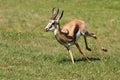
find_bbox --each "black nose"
[45,28,49,32]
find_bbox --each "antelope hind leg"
[86,32,107,52]
[83,35,92,51]
[75,42,90,62]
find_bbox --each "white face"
[45,20,56,32]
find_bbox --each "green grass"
[0,0,120,80]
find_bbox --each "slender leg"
[83,35,91,51]
[86,32,107,52]
[75,42,90,62]
[66,48,75,64]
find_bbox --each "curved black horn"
[51,8,55,16]
[51,8,59,20]
[57,10,64,21]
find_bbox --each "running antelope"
[45,8,107,64]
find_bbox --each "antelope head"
[45,8,64,32]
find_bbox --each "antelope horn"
[51,8,59,20]
[57,10,64,21]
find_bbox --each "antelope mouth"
[45,28,49,32]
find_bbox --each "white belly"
[64,30,81,48]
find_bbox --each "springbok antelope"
[45,8,107,64]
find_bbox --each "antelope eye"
[52,22,55,25]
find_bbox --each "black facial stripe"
[49,25,52,29]
[48,21,56,29]
[50,22,55,28]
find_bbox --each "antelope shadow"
[58,57,101,64]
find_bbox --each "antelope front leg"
[66,48,75,64]
[75,42,90,62]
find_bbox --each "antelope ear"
[57,10,64,22]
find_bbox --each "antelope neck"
[54,23,61,36]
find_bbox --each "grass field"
[0,0,120,80]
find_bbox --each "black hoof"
[102,48,107,52]
[87,47,92,51]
